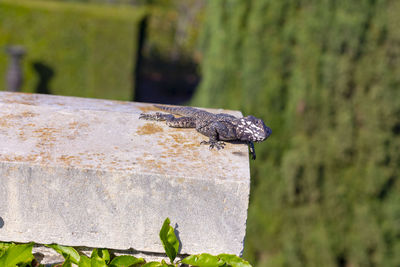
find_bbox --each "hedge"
[0,0,147,100]
[193,1,400,266]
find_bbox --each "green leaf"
[91,256,108,267]
[218,254,252,267]
[46,244,80,265]
[0,242,13,258]
[109,255,145,267]
[78,255,91,267]
[161,259,176,267]
[159,218,179,263]
[181,253,225,267]
[91,248,110,263]
[142,262,163,267]
[142,260,174,267]
[61,255,72,267]
[0,242,34,267]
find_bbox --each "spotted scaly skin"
[139,105,272,160]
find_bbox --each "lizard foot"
[248,141,256,160]
[139,112,165,121]
[200,140,226,150]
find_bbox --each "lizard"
[139,105,272,160]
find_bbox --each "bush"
[193,0,400,266]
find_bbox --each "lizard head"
[237,116,272,142]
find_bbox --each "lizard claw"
[139,112,163,121]
[139,113,151,120]
[200,140,225,150]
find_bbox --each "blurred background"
[1,0,399,266]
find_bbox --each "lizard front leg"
[248,141,256,160]
[198,122,226,150]
[200,138,226,150]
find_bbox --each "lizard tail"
[153,104,178,113]
[153,104,197,116]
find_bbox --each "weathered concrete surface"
[0,92,250,256]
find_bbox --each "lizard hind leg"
[139,112,196,128]
[165,116,196,128]
[139,112,175,122]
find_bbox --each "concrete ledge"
[0,92,250,256]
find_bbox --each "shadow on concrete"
[0,216,4,228]
[174,223,183,254]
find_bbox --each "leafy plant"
[0,218,251,266]
[149,218,251,267]
[159,218,179,264]
[0,242,34,267]
[44,245,144,267]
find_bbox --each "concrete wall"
[0,92,250,261]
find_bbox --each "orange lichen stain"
[20,111,38,118]
[16,123,37,141]
[58,155,82,166]
[2,92,38,106]
[0,112,38,129]
[111,100,131,106]
[68,121,89,129]
[36,151,52,163]
[142,152,151,157]
[138,105,159,113]
[33,127,59,149]
[171,143,180,149]
[137,123,163,135]
[66,134,77,140]
[136,157,165,173]
[169,133,198,147]
[155,131,205,163]
[0,114,18,127]
[33,127,58,139]
[18,129,28,141]
[169,133,185,143]
[82,164,94,169]
[0,154,39,163]
[183,143,197,149]
[68,121,79,128]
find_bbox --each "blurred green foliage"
[143,2,205,63]
[193,0,400,266]
[0,0,146,100]
[28,0,205,63]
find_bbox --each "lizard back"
[154,104,216,120]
